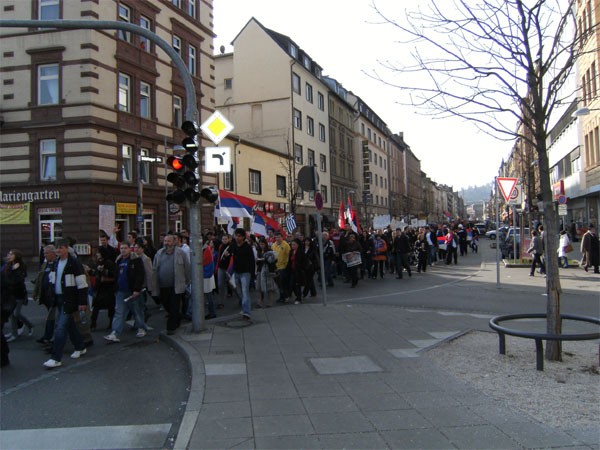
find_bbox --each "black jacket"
[115,257,145,293]
[232,241,255,274]
[49,255,88,314]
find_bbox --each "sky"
[212,0,510,191]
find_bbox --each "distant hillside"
[459,183,493,204]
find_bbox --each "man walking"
[231,229,255,320]
[151,234,190,335]
[272,231,291,303]
[43,239,88,369]
[104,242,147,343]
[393,228,413,279]
[33,244,58,345]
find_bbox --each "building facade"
[0,0,215,259]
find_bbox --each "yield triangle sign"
[497,177,518,203]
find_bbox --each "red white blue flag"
[218,190,256,218]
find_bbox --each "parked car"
[501,227,530,259]
[474,223,487,235]
[486,226,508,240]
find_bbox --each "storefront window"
[39,213,63,247]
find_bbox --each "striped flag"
[285,214,297,233]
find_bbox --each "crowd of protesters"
[3,219,597,369]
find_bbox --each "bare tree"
[370,0,584,361]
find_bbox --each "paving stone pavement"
[166,303,599,450]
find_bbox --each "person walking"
[90,248,116,331]
[394,228,413,279]
[231,229,255,320]
[415,230,429,273]
[527,230,546,276]
[151,234,190,335]
[216,234,234,309]
[104,242,147,343]
[445,228,458,265]
[557,230,571,269]
[286,238,308,304]
[372,234,388,279]
[33,245,59,344]
[272,231,291,303]
[202,240,217,320]
[302,238,318,299]
[580,223,599,273]
[344,233,362,288]
[3,249,32,342]
[43,239,88,369]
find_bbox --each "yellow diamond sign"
[200,111,234,145]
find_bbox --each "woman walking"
[3,250,32,342]
[557,230,571,269]
[302,238,318,299]
[90,248,116,330]
[527,230,546,276]
[287,239,308,304]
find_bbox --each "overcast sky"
[212,0,510,191]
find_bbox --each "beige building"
[214,18,332,232]
[0,0,215,257]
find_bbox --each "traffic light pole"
[0,19,205,332]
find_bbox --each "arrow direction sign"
[205,146,231,173]
[497,177,518,203]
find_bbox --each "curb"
[160,330,207,450]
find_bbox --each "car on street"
[486,226,508,240]
[501,227,530,259]
[474,223,487,235]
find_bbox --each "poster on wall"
[99,205,115,238]
[0,203,31,225]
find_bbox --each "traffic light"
[200,186,219,203]
[166,156,186,204]
[181,120,200,203]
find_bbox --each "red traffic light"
[166,156,184,172]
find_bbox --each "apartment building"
[0,0,215,258]
[214,18,332,232]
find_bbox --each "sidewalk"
[164,247,599,449]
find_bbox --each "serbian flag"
[218,189,256,218]
[338,200,345,228]
[346,196,358,233]
[252,209,286,238]
[227,217,240,235]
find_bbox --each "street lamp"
[572,107,591,117]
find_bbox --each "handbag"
[564,243,573,253]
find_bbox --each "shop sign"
[0,189,60,203]
[0,202,31,225]
[116,202,137,214]
[38,207,62,214]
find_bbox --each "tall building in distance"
[0,0,215,257]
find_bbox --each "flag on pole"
[285,213,297,233]
[346,196,358,233]
[226,217,240,235]
[338,200,345,228]
[252,209,286,237]
[218,189,256,218]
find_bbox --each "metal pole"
[137,152,144,232]
[0,19,204,332]
[495,177,500,288]
[164,137,169,234]
[316,212,327,306]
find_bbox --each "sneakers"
[28,326,34,337]
[70,349,87,359]
[136,329,146,338]
[5,334,16,343]
[43,359,62,369]
[17,326,25,337]
[103,332,120,343]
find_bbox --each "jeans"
[217,268,230,306]
[234,272,251,315]
[428,246,437,265]
[276,268,289,300]
[51,301,84,361]
[112,290,146,336]
[10,299,33,334]
[323,259,334,286]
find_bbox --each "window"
[289,43,298,58]
[140,82,151,119]
[375,175,378,187]
[276,175,286,197]
[294,143,303,164]
[139,16,151,52]
[40,139,56,180]
[39,213,63,247]
[319,123,326,142]
[188,0,196,17]
[292,72,301,94]
[308,149,315,166]
[172,0,181,7]
[307,116,314,136]
[223,165,234,190]
[303,55,311,70]
[309,191,315,201]
[118,4,131,42]
[140,148,150,183]
[118,73,131,112]
[122,144,132,182]
[348,163,353,180]
[305,83,313,103]
[384,159,387,170]
[318,92,324,111]
[293,108,302,129]
[224,78,233,89]
[39,0,59,20]
[188,44,197,75]
[173,95,182,127]
[320,154,326,172]
[296,187,304,200]
[249,169,261,194]
[321,185,328,203]
[173,35,181,54]
[38,63,59,105]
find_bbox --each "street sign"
[168,203,180,214]
[314,192,323,211]
[205,146,231,173]
[298,166,319,191]
[200,110,234,145]
[557,194,567,205]
[497,177,518,203]
[508,183,523,205]
[558,204,567,216]
[141,156,163,163]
